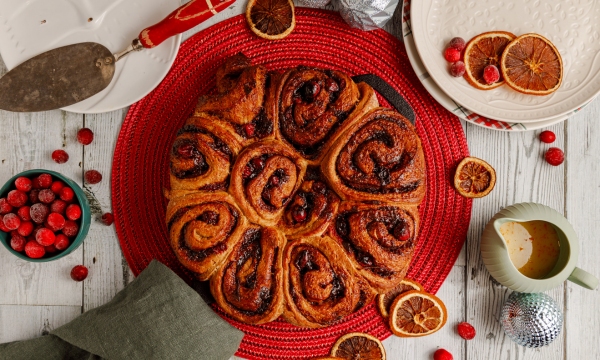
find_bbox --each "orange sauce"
[499,220,561,279]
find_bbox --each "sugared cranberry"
[292,206,307,223]
[325,78,339,92]
[50,181,65,194]
[70,265,88,281]
[3,213,21,230]
[394,224,411,241]
[303,80,321,99]
[37,174,52,188]
[0,198,13,214]
[35,228,55,246]
[434,349,453,360]
[50,200,67,214]
[59,187,75,202]
[101,213,114,226]
[38,189,56,204]
[51,149,69,164]
[17,206,31,221]
[29,189,40,204]
[242,166,252,178]
[17,221,34,237]
[15,177,32,192]
[46,213,66,232]
[84,170,102,184]
[312,181,327,194]
[270,175,280,186]
[244,123,255,138]
[457,322,476,340]
[251,158,265,170]
[25,240,45,258]
[62,220,79,237]
[545,147,564,166]
[54,234,70,250]
[450,61,466,77]
[44,244,58,254]
[31,177,42,189]
[65,204,81,220]
[540,130,556,144]
[77,128,94,145]
[7,190,28,207]
[449,37,466,51]
[30,203,50,224]
[32,225,44,238]
[177,143,195,158]
[11,234,27,252]
[483,65,500,84]
[0,215,11,232]
[200,211,218,225]
[444,48,461,62]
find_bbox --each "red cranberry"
[242,166,252,178]
[25,240,45,258]
[50,181,65,194]
[251,158,265,170]
[37,174,52,188]
[394,224,411,241]
[325,78,339,92]
[50,200,67,214]
[51,149,69,164]
[0,198,13,214]
[11,234,27,252]
[59,187,75,202]
[77,128,94,145]
[101,213,114,226]
[450,61,466,77]
[292,206,307,223]
[65,204,81,220]
[545,147,564,166]
[483,65,500,84]
[84,170,102,184]
[32,224,44,238]
[38,189,56,204]
[539,130,556,144]
[312,181,327,194]
[45,244,58,254]
[457,322,476,340]
[3,213,21,230]
[62,220,79,238]
[304,80,321,99]
[244,123,255,138]
[17,221,34,237]
[17,206,31,221]
[29,189,40,204]
[70,265,88,281]
[177,143,195,158]
[30,203,50,224]
[7,190,28,207]
[15,177,33,192]
[31,177,42,189]
[54,234,70,250]
[35,228,55,246]
[270,175,280,186]
[434,349,453,360]
[444,47,461,62]
[449,37,466,51]
[46,213,66,232]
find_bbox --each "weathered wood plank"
[0,305,81,343]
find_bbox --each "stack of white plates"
[402,0,600,132]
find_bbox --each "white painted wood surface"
[0,1,599,359]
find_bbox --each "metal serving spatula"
[0,0,236,113]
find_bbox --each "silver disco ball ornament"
[501,292,563,348]
[339,0,398,31]
[296,0,331,7]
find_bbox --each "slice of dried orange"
[377,279,424,318]
[330,332,386,360]
[463,31,516,90]
[388,290,447,337]
[500,33,563,95]
[246,0,295,40]
[454,157,496,198]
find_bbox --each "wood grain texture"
[0,305,81,343]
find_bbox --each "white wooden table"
[1,2,599,359]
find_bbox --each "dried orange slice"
[454,157,496,198]
[500,33,563,95]
[246,0,295,40]
[330,332,386,360]
[388,290,447,337]
[463,31,516,90]
[377,279,424,318]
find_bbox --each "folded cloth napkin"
[0,260,244,360]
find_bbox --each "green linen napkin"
[0,260,244,360]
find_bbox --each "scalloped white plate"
[0,0,181,113]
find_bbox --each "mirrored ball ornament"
[501,292,563,348]
[296,0,331,7]
[339,0,398,31]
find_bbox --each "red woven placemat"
[112,9,471,360]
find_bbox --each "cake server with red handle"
[0,0,236,113]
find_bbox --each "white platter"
[0,0,181,114]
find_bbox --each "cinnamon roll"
[210,226,285,324]
[273,66,378,165]
[321,108,426,205]
[282,236,376,328]
[166,192,248,281]
[329,202,419,293]
[229,140,307,227]
[278,167,340,240]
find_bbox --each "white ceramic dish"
[0,0,181,114]
[410,0,600,123]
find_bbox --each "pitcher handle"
[568,267,599,290]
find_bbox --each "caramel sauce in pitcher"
[499,220,561,279]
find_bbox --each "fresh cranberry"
[44,244,58,254]
[176,143,195,158]
[101,213,114,226]
[62,220,79,238]
[17,206,31,221]
[242,166,252,178]
[50,181,65,194]
[46,213,66,232]
[50,200,67,214]
[3,213,21,230]
[54,234,70,250]
[38,189,56,204]
[77,128,94,145]
[394,225,411,241]
[292,206,307,223]
[37,174,52,188]
[31,177,42,189]
[270,175,280,186]
[32,225,44,238]
[17,221,34,237]
[30,203,50,224]
[70,265,88,281]
[434,349,453,360]
[251,158,265,170]
[0,215,12,232]
[450,61,466,77]
[65,204,81,220]
[11,234,27,252]
[59,187,74,202]
[51,149,69,164]
[444,48,461,62]
[35,228,55,246]
[244,123,255,138]
[539,130,556,144]
[449,37,466,51]
[304,80,321,99]
[483,65,500,84]
[325,78,339,92]
[312,181,327,194]
[7,190,28,207]
[25,240,45,258]
[15,177,33,192]
[545,147,564,166]
[29,189,40,204]
[457,322,476,340]
[0,198,13,214]
[84,170,102,184]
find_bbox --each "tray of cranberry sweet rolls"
[111,9,472,360]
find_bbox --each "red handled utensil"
[0,0,236,112]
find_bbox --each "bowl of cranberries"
[0,170,91,262]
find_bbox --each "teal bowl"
[0,169,91,262]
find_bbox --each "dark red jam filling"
[234,108,273,140]
[294,249,345,302]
